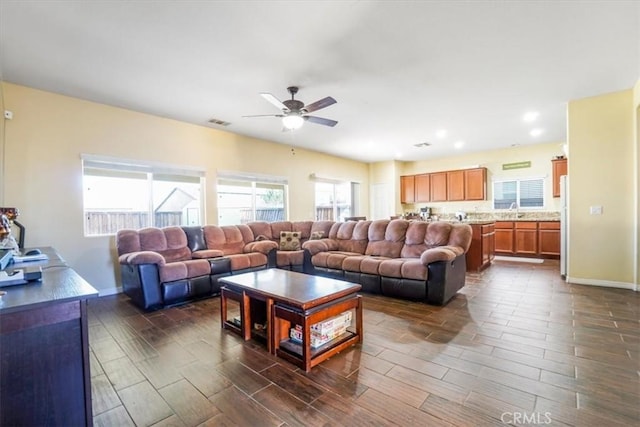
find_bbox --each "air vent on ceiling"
[208,118,231,126]
[414,142,432,148]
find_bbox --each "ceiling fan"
[244,86,337,130]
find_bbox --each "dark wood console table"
[0,247,99,426]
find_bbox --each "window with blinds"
[82,155,205,236]
[216,172,288,225]
[493,178,544,209]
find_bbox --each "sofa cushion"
[310,231,324,240]
[276,250,305,267]
[227,253,268,271]
[365,219,406,258]
[182,226,206,252]
[311,251,363,270]
[158,259,210,283]
[280,231,301,251]
[379,258,428,281]
[203,225,247,255]
[116,229,141,255]
[247,221,274,240]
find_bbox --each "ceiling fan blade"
[304,115,338,127]
[242,114,284,118]
[303,96,336,113]
[260,93,288,111]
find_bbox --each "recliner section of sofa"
[302,219,472,305]
[117,224,278,310]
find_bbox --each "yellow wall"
[634,78,640,287]
[567,89,635,288]
[1,83,369,293]
[400,142,565,215]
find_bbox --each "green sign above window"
[502,161,531,170]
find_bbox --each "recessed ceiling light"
[436,129,447,138]
[523,112,539,122]
[530,128,544,137]
[395,152,403,158]
[454,140,465,149]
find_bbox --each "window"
[217,172,287,225]
[314,181,359,221]
[82,156,204,236]
[493,178,544,209]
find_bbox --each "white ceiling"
[1,1,638,162]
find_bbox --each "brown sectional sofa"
[116,219,472,310]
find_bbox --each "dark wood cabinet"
[0,248,98,427]
[400,175,415,203]
[515,222,538,255]
[430,172,448,201]
[552,158,567,198]
[466,222,495,272]
[495,221,515,254]
[464,168,486,200]
[538,221,561,256]
[447,170,465,201]
[415,173,431,202]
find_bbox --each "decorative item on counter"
[455,211,467,221]
[0,213,20,255]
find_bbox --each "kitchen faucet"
[508,202,520,218]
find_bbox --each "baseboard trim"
[494,256,544,264]
[98,286,123,297]
[567,276,637,292]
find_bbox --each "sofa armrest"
[420,247,458,265]
[123,251,166,266]
[244,240,279,255]
[192,249,224,259]
[302,239,330,255]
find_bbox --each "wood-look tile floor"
[88,260,640,426]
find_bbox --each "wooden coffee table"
[219,269,362,371]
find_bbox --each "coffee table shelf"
[219,269,363,371]
[278,330,358,358]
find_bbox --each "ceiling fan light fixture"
[282,114,304,130]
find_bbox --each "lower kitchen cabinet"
[466,222,495,272]
[495,221,515,255]
[515,222,538,255]
[538,221,561,256]
[494,220,560,259]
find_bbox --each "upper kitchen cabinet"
[430,172,448,202]
[552,158,567,198]
[464,167,487,200]
[400,175,415,203]
[447,170,465,201]
[415,173,431,202]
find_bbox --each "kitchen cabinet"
[466,222,495,272]
[415,173,431,202]
[538,221,561,256]
[494,221,559,258]
[400,175,415,204]
[552,158,567,198]
[464,168,486,200]
[515,222,538,255]
[495,221,515,254]
[430,172,448,201]
[447,170,465,201]
[400,167,487,204]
